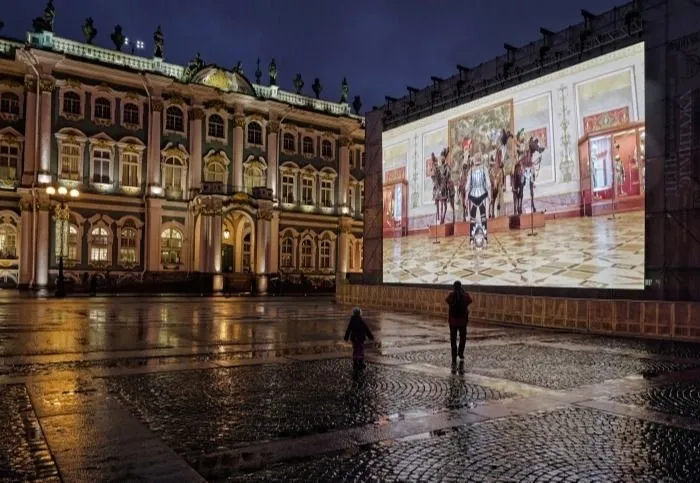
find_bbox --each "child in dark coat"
[344,308,374,369]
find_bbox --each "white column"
[269,210,280,273]
[37,79,54,184]
[211,213,223,292]
[338,136,351,208]
[336,217,352,286]
[19,195,34,286]
[189,106,204,193]
[34,195,50,287]
[22,79,38,186]
[266,121,279,197]
[233,114,245,189]
[148,100,163,189]
[198,214,208,272]
[255,203,272,293]
[146,198,163,271]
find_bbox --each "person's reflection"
[446,372,464,409]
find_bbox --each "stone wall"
[337,283,700,342]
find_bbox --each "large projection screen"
[381,42,645,290]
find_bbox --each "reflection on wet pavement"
[0,296,699,482]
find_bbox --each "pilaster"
[338,136,351,210]
[148,99,164,190]
[233,114,245,189]
[37,78,54,184]
[189,106,204,193]
[266,121,280,197]
[34,194,51,287]
[22,77,38,186]
[336,216,353,286]
[18,194,34,286]
[255,200,274,293]
[146,197,164,271]
[269,210,280,273]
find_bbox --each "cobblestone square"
[0,296,699,482]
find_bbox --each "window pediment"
[204,149,231,167]
[0,127,24,146]
[161,143,189,163]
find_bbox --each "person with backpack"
[445,281,472,368]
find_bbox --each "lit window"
[0,224,17,258]
[0,143,19,181]
[60,143,81,180]
[301,177,314,205]
[160,228,183,265]
[55,223,78,261]
[283,133,295,151]
[281,174,295,203]
[244,165,265,193]
[321,140,332,158]
[347,187,355,213]
[242,233,251,271]
[121,152,139,187]
[0,93,19,115]
[281,237,294,268]
[247,122,262,145]
[206,162,227,184]
[63,92,81,115]
[300,239,313,269]
[208,114,225,139]
[320,180,333,207]
[123,103,139,125]
[165,106,184,132]
[302,136,314,155]
[163,157,183,193]
[90,226,110,262]
[92,149,111,184]
[319,240,332,269]
[119,226,138,264]
[94,97,111,121]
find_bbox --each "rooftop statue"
[293,73,304,94]
[352,95,362,115]
[153,25,164,58]
[82,17,97,44]
[32,0,55,33]
[254,58,262,84]
[233,61,244,75]
[312,78,323,99]
[340,77,349,103]
[268,58,278,86]
[182,52,205,83]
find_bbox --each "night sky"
[3,0,624,112]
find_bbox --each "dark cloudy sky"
[4,0,623,112]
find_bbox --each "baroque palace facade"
[0,11,365,292]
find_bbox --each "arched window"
[94,97,111,121]
[205,162,226,184]
[321,140,333,158]
[244,164,265,193]
[319,240,332,269]
[242,233,252,271]
[302,136,314,155]
[90,226,110,262]
[300,239,313,269]
[55,222,79,261]
[160,227,183,265]
[163,157,184,193]
[62,92,81,116]
[208,114,225,139]
[92,148,111,184]
[0,93,19,115]
[247,122,262,145]
[123,103,139,125]
[165,106,184,132]
[59,141,81,180]
[282,133,295,151]
[320,179,333,207]
[0,142,20,181]
[281,237,294,268]
[119,226,138,264]
[0,224,17,258]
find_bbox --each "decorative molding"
[267,121,280,134]
[151,99,164,112]
[233,115,246,128]
[39,78,55,92]
[258,206,274,221]
[24,77,37,91]
[190,106,205,120]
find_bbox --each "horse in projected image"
[512,133,545,215]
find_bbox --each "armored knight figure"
[464,144,491,245]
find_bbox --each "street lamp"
[46,185,79,297]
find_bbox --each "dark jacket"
[344,315,374,344]
[446,290,472,326]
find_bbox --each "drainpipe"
[20,47,41,289]
[139,74,152,280]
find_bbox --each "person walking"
[344,307,374,370]
[445,281,472,369]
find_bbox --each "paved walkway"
[1,297,699,482]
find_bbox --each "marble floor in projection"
[383,210,644,289]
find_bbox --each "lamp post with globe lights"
[45,185,79,297]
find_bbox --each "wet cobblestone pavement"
[0,384,59,481]
[0,296,699,481]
